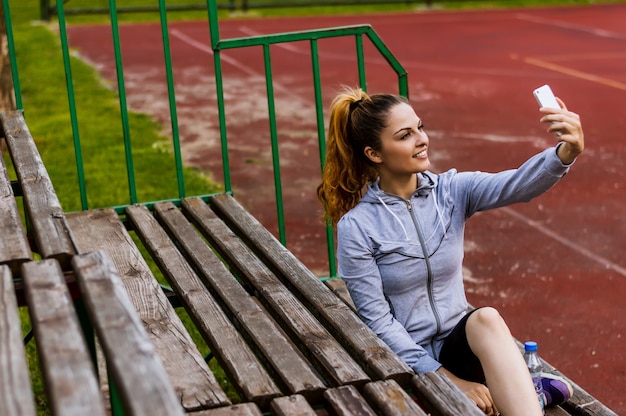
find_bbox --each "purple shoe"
[541,373,573,407]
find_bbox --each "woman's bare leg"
[466,307,543,416]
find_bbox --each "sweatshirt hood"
[362,171,439,204]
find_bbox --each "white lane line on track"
[501,206,626,277]
[170,28,256,77]
[515,13,626,40]
[170,28,291,93]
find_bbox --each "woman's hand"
[540,97,584,164]
[438,367,498,415]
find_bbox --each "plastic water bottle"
[524,341,546,414]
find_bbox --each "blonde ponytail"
[317,87,406,225]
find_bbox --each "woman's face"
[366,102,430,177]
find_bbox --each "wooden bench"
[65,197,451,415]
[0,109,618,415]
[0,113,32,274]
[0,110,76,272]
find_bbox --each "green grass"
[6,2,226,413]
[11,24,221,212]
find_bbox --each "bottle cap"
[524,341,538,352]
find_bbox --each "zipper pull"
[406,200,412,211]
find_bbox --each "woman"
[317,87,583,415]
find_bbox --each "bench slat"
[547,407,577,416]
[72,251,185,416]
[0,151,31,272]
[154,201,327,399]
[208,194,413,384]
[190,403,263,416]
[126,204,282,407]
[183,197,370,389]
[363,379,428,416]
[0,265,36,416]
[1,111,75,268]
[22,259,106,416]
[324,385,378,416]
[66,208,230,411]
[270,395,317,416]
[411,372,483,416]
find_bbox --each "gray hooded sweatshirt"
[337,146,571,374]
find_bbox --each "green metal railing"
[4,0,408,278]
[207,16,409,275]
[39,0,424,20]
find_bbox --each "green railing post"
[262,44,287,245]
[2,0,21,110]
[56,0,89,210]
[207,0,234,194]
[108,0,138,205]
[158,0,186,199]
[355,34,367,91]
[311,39,337,277]
[365,30,409,98]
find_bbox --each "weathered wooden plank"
[190,403,263,416]
[22,259,106,416]
[270,395,317,416]
[126,204,282,407]
[183,197,370,389]
[0,265,36,416]
[547,406,577,416]
[324,385,378,416]
[411,372,483,416]
[324,278,355,311]
[66,208,229,411]
[0,150,31,272]
[72,251,185,416]
[208,194,413,384]
[1,111,75,268]
[155,201,327,399]
[363,379,428,416]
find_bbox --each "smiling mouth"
[413,150,427,158]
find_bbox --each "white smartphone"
[533,84,560,109]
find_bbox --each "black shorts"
[438,308,486,383]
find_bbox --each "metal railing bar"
[215,24,372,49]
[108,0,138,205]
[355,33,367,91]
[158,0,186,199]
[2,0,21,110]
[56,1,89,210]
[263,44,287,245]
[206,0,223,47]
[364,30,409,97]
[80,191,228,217]
[206,0,233,193]
[310,38,337,278]
[212,50,233,194]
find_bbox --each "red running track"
[66,3,626,412]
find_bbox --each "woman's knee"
[467,307,511,338]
